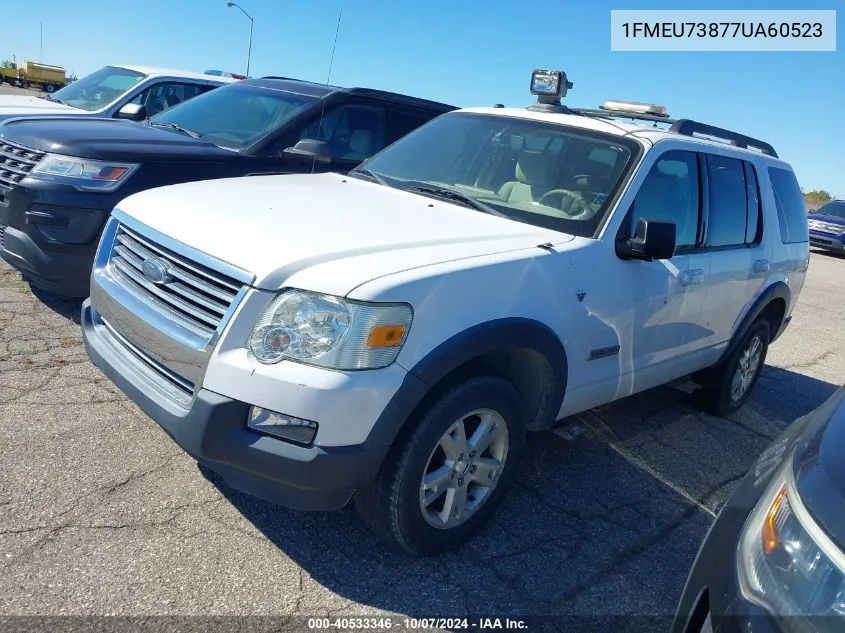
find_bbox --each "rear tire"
[45,84,56,93]
[697,319,770,416]
[354,375,526,556]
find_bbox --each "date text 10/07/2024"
[307,617,529,630]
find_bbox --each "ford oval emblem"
[141,257,171,284]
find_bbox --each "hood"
[115,171,572,296]
[794,385,845,551]
[808,212,845,229]
[0,117,235,161]
[0,94,85,122]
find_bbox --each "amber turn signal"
[367,325,407,348]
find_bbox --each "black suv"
[0,77,455,297]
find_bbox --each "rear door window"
[704,155,748,248]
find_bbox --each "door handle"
[681,269,704,286]
[753,259,771,273]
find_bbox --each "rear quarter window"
[768,166,809,244]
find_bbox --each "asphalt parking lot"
[0,84,42,97]
[0,83,843,627]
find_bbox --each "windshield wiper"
[149,121,202,139]
[402,185,509,219]
[348,168,390,187]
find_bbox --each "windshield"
[50,66,146,111]
[149,84,318,150]
[815,201,845,219]
[354,112,639,237]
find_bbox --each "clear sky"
[4,0,842,196]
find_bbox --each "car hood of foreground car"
[114,171,574,297]
[793,384,845,552]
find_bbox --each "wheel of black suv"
[354,375,526,556]
[698,319,770,416]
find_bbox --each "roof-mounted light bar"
[601,100,669,117]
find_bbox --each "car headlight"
[29,154,138,191]
[247,289,413,370]
[738,450,845,625]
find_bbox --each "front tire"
[698,319,770,416]
[354,375,526,556]
[45,84,56,93]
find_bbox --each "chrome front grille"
[808,219,845,235]
[0,222,6,250]
[0,139,45,193]
[101,316,194,407]
[90,214,254,404]
[108,223,242,342]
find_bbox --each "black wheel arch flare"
[362,317,569,452]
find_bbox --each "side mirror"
[282,139,331,164]
[117,103,147,121]
[617,218,676,261]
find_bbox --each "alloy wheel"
[419,408,509,529]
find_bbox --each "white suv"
[0,65,235,123]
[81,70,810,556]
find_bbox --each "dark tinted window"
[706,155,748,247]
[768,166,809,244]
[630,150,700,249]
[388,109,439,145]
[743,162,763,243]
[815,200,845,219]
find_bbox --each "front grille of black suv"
[0,140,45,193]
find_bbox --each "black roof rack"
[568,107,778,158]
[668,120,778,158]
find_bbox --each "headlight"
[29,154,138,191]
[247,289,413,370]
[738,451,845,625]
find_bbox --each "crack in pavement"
[783,348,838,371]
[580,412,718,518]
[547,503,703,607]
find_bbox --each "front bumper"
[81,299,390,511]
[0,180,119,297]
[809,231,845,253]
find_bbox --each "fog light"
[248,406,318,445]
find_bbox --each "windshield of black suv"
[351,112,640,237]
[149,83,318,150]
[815,200,845,219]
[49,66,146,111]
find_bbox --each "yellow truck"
[0,59,18,85]
[18,60,67,93]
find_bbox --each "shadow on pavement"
[29,285,83,324]
[200,367,838,623]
